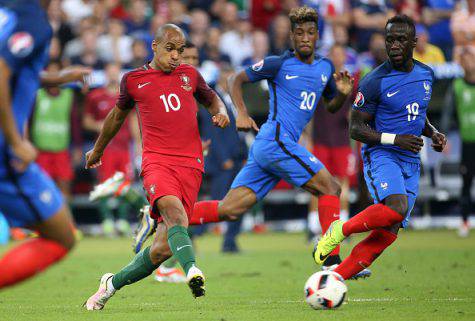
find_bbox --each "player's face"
[385,23,416,68]
[182,47,199,67]
[152,31,185,73]
[291,22,318,59]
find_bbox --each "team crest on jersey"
[353,91,365,108]
[251,60,264,71]
[180,74,192,91]
[8,32,34,58]
[321,74,328,84]
[423,81,431,101]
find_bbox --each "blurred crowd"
[29,0,474,234]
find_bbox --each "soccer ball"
[304,271,347,310]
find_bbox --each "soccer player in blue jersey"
[0,0,90,289]
[313,15,447,280]
[192,7,370,276]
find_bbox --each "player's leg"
[191,155,279,224]
[332,162,420,279]
[84,222,170,310]
[314,154,408,265]
[459,147,473,237]
[0,165,75,289]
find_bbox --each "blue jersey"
[0,0,52,177]
[245,50,337,143]
[353,60,435,163]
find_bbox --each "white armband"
[381,133,396,145]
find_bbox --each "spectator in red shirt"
[83,63,140,236]
[250,0,282,31]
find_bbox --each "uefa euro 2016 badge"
[181,74,192,91]
[353,91,365,108]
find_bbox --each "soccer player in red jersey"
[84,24,229,309]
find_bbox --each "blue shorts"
[231,138,324,200]
[0,162,63,227]
[363,150,420,228]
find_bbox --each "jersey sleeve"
[322,60,337,100]
[116,73,135,110]
[352,74,380,115]
[194,70,217,106]
[244,55,282,82]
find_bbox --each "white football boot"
[186,266,206,298]
[84,273,116,310]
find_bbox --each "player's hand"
[10,139,37,172]
[431,131,447,152]
[334,71,354,96]
[394,134,424,153]
[85,149,103,169]
[236,114,259,132]
[212,113,230,128]
[62,65,92,93]
[222,159,234,170]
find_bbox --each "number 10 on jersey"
[160,94,181,112]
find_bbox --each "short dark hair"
[185,41,196,49]
[386,14,416,38]
[289,6,318,31]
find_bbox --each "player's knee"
[385,198,408,218]
[59,233,76,251]
[320,179,341,197]
[161,206,188,227]
[218,201,246,219]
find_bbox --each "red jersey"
[116,63,216,173]
[85,87,132,151]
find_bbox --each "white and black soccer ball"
[304,271,347,310]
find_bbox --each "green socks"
[167,225,196,275]
[162,256,178,269]
[111,246,159,290]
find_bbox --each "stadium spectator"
[68,30,105,70]
[125,39,149,69]
[31,61,78,199]
[83,63,140,236]
[200,27,232,64]
[451,0,475,62]
[357,32,387,78]
[269,14,291,55]
[124,0,151,36]
[394,0,422,23]
[242,30,270,67]
[422,0,455,61]
[352,0,395,52]
[321,24,358,73]
[47,0,75,51]
[219,13,253,67]
[413,24,446,65]
[61,0,96,27]
[97,19,134,64]
[308,44,356,238]
[218,1,240,31]
[453,48,475,238]
[167,0,191,30]
[250,0,282,31]
[189,9,211,49]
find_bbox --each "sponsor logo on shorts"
[40,190,52,204]
[309,156,318,163]
[380,182,388,190]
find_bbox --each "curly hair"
[386,14,416,38]
[288,6,318,31]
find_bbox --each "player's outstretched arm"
[324,71,354,113]
[85,106,131,169]
[228,70,259,132]
[422,117,447,152]
[41,65,92,89]
[0,59,37,171]
[350,109,424,153]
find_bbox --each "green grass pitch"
[1,230,474,321]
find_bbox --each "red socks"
[334,229,397,280]
[342,204,404,236]
[0,238,68,289]
[318,195,341,256]
[190,200,220,225]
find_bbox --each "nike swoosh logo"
[176,245,192,251]
[138,82,151,89]
[319,252,330,262]
[386,90,399,97]
[285,75,298,80]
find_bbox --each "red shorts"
[98,149,132,182]
[313,144,356,179]
[36,150,74,181]
[142,164,202,221]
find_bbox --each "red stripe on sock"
[342,204,404,236]
[318,195,341,255]
[334,229,397,280]
[190,200,220,225]
[0,238,68,289]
